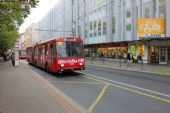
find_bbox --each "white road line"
[79,72,170,98]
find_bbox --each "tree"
[0,0,39,51]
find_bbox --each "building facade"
[21,23,39,49]
[38,0,170,64]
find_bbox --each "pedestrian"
[127,52,130,61]
[139,49,143,61]
[100,53,104,61]
[11,53,15,66]
[123,51,127,63]
[130,52,134,63]
[127,52,132,66]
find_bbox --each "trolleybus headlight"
[79,63,83,65]
[61,64,64,67]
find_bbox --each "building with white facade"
[39,0,170,64]
[30,23,39,45]
[21,23,39,49]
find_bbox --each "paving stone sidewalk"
[0,61,73,113]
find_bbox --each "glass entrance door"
[160,46,167,64]
[168,47,170,64]
[149,46,159,64]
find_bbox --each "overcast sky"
[19,0,59,33]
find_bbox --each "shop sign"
[138,18,166,38]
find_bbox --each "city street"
[24,60,170,113]
[1,0,170,113]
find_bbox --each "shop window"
[160,46,166,62]
[150,46,159,64]
[85,49,90,57]
[98,48,106,57]
[130,45,136,56]
[106,48,115,58]
[138,44,144,56]
[90,48,97,58]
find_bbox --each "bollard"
[91,57,92,64]
[102,57,105,65]
[119,58,121,67]
[141,59,143,70]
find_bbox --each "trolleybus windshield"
[57,42,84,58]
[19,50,27,56]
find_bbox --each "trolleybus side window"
[45,44,48,55]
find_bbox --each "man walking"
[11,53,15,66]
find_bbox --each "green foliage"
[0,0,39,51]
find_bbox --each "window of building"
[90,22,93,37]
[98,19,102,36]
[103,18,106,35]
[90,22,93,31]
[85,23,88,38]
[112,16,115,33]
[94,21,97,37]
[126,10,131,31]
[144,3,150,18]
[159,0,166,18]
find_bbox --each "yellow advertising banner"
[138,18,166,38]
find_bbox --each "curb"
[87,63,170,77]
[28,66,89,113]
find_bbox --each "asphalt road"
[25,61,170,113]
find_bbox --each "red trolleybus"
[19,50,27,59]
[26,47,34,65]
[28,37,85,73]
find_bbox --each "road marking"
[80,73,170,103]
[46,76,56,81]
[79,72,170,98]
[28,68,87,113]
[49,81,105,85]
[88,84,109,113]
